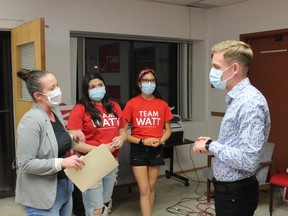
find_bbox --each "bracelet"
[69,133,79,147]
[69,133,74,141]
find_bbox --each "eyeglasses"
[141,79,156,84]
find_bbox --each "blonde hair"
[211,40,253,68]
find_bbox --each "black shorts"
[130,143,165,166]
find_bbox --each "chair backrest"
[256,142,275,184]
[58,105,75,126]
[58,104,76,156]
[203,142,275,183]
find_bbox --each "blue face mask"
[89,87,106,101]
[209,65,234,90]
[141,82,156,95]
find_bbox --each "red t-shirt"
[66,100,124,157]
[123,95,173,139]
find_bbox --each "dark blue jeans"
[214,179,259,216]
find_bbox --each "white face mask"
[41,87,62,107]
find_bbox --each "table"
[163,139,194,186]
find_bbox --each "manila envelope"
[64,144,119,192]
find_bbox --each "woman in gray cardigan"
[15,69,85,216]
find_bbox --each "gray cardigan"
[15,104,67,209]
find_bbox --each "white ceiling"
[144,0,249,9]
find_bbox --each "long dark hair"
[78,72,118,127]
[132,68,162,99]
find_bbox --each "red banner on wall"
[98,43,120,73]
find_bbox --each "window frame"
[70,32,194,120]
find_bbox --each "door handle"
[0,110,10,113]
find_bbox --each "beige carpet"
[1,170,287,216]
[111,170,288,216]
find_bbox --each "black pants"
[72,185,85,216]
[213,177,259,216]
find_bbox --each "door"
[241,29,288,173]
[11,17,46,127]
[0,17,45,198]
[0,31,15,198]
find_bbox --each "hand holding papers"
[64,144,119,192]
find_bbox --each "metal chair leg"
[207,179,211,203]
[269,184,273,216]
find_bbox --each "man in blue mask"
[193,40,271,216]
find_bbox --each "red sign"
[99,43,120,73]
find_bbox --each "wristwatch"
[205,139,213,150]
[138,139,144,146]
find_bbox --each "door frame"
[0,31,15,198]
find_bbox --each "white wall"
[184,0,288,171]
[0,0,208,175]
[1,0,288,174]
[206,0,288,138]
[0,0,206,102]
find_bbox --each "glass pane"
[20,43,34,101]
[84,38,178,113]
[85,39,130,108]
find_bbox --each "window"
[71,34,193,120]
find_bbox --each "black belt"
[212,175,257,192]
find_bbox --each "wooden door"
[11,17,46,127]
[241,29,288,173]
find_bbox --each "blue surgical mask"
[209,65,234,90]
[89,87,106,101]
[141,82,156,95]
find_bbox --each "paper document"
[64,144,119,192]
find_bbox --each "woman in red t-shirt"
[123,68,173,216]
[67,72,127,216]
